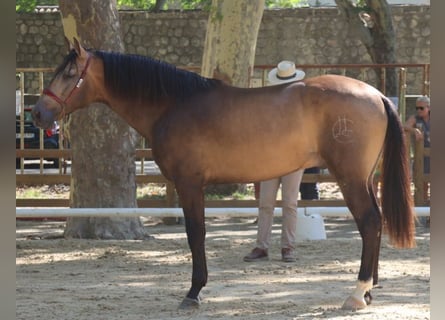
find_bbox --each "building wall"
[16,6,430,93]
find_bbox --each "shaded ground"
[16,217,430,320]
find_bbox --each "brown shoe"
[281,248,296,262]
[243,247,268,262]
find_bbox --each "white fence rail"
[16,206,430,218]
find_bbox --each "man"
[404,95,430,207]
[243,61,305,263]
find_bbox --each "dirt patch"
[16,217,429,320]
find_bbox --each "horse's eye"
[63,64,77,78]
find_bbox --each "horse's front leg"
[175,181,207,309]
[180,215,207,308]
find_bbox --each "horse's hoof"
[178,296,201,309]
[341,295,367,311]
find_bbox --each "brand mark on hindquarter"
[332,116,354,143]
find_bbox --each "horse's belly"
[205,148,312,184]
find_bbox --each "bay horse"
[32,39,415,310]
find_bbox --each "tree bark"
[201,0,265,87]
[152,0,167,12]
[335,0,398,96]
[59,0,149,239]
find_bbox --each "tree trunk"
[59,0,149,239]
[201,0,265,195]
[201,0,265,86]
[153,0,167,12]
[335,0,398,96]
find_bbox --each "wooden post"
[413,137,425,205]
[398,68,407,121]
[423,64,430,96]
[19,72,25,173]
[380,67,386,95]
[166,181,178,207]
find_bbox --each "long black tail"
[380,97,416,248]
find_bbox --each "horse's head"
[32,38,97,129]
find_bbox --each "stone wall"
[16,6,430,93]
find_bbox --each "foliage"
[176,0,208,10]
[266,0,307,8]
[118,0,155,10]
[16,0,57,12]
[347,0,370,13]
[16,0,36,12]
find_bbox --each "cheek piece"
[42,54,91,114]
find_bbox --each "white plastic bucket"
[296,212,327,241]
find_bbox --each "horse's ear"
[72,37,87,58]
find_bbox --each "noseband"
[42,53,92,112]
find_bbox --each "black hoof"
[178,296,201,309]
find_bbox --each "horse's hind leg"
[335,176,382,310]
[174,180,207,309]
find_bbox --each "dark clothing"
[415,115,430,174]
[300,167,320,200]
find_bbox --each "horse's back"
[153,75,388,184]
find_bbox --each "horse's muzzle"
[32,100,56,129]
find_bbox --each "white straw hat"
[268,60,305,85]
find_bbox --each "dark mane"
[92,50,222,102]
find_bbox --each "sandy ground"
[16,216,430,320]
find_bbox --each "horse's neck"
[106,96,169,141]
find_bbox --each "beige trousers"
[256,169,304,250]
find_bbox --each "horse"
[32,38,415,310]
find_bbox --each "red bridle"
[42,54,92,111]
